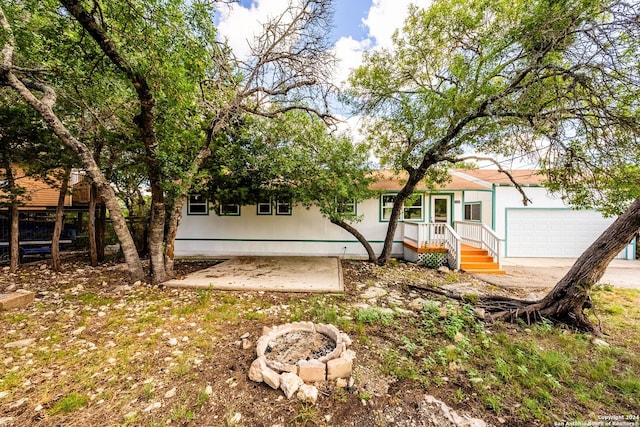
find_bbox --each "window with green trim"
[464,202,481,221]
[381,193,424,221]
[336,198,356,215]
[276,198,292,215]
[220,203,240,216]
[187,195,208,215]
[403,194,424,220]
[257,200,272,215]
[381,194,396,220]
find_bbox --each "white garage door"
[506,209,619,258]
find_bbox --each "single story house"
[174,169,637,270]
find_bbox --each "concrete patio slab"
[163,256,343,293]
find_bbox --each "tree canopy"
[348,0,640,263]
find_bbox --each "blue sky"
[216,0,420,87]
[234,0,371,42]
[331,0,370,42]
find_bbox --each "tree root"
[407,283,603,335]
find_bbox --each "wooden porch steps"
[460,244,506,275]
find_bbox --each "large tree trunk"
[51,167,71,271]
[491,196,640,334]
[331,218,377,262]
[164,199,184,279]
[148,187,168,284]
[378,169,429,264]
[61,0,168,283]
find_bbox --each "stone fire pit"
[248,322,354,402]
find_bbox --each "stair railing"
[403,222,461,270]
[454,221,503,268]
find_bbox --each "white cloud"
[216,0,294,59]
[331,1,429,87]
[363,0,423,49]
[331,36,370,88]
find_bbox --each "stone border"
[249,322,354,402]
[0,291,35,310]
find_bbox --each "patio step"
[461,254,494,263]
[460,244,506,275]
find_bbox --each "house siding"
[174,198,406,258]
[1,166,72,208]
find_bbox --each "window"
[187,195,208,215]
[381,193,424,221]
[276,198,292,215]
[464,202,481,221]
[381,194,396,220]
[257,200,272,215]
[403,194,424,220]
[220,203,240,216]
[336,198,356,215]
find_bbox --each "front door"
[432,196,451,224]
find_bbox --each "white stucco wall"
[460,190,493,227]
[175,185,636,260]
[175,198,406,258]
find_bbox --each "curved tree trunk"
[378,169,428,264]
[1,51,145,281]
[491,196,640,333]
[60,0,168,283]
[330,218,377,262]
[51,167,71,271]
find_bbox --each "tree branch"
[454,156,533,206]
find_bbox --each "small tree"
[203,112,377,259]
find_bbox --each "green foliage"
[202,111,374,224]
[348,0,640,214]
[354,307,394,326]
[51,392,89,414]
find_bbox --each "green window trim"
[463,201,482,222]
[219,203,241,216]
[257,200,272,215]
[336,198,357,215]
[276,198,292,216]
[380,193,424,222]
[187,195,209,215]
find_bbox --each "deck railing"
[454,221,503,267]
[403,222,461,270]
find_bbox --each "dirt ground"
[1,256,636,426]
[475,266,557,297]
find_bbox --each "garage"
[505,208,622,258]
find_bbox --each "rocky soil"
[1,257,541,426]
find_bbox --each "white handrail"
[443,222,461,270]
[403,222,461,270]
[454,221,503,268]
